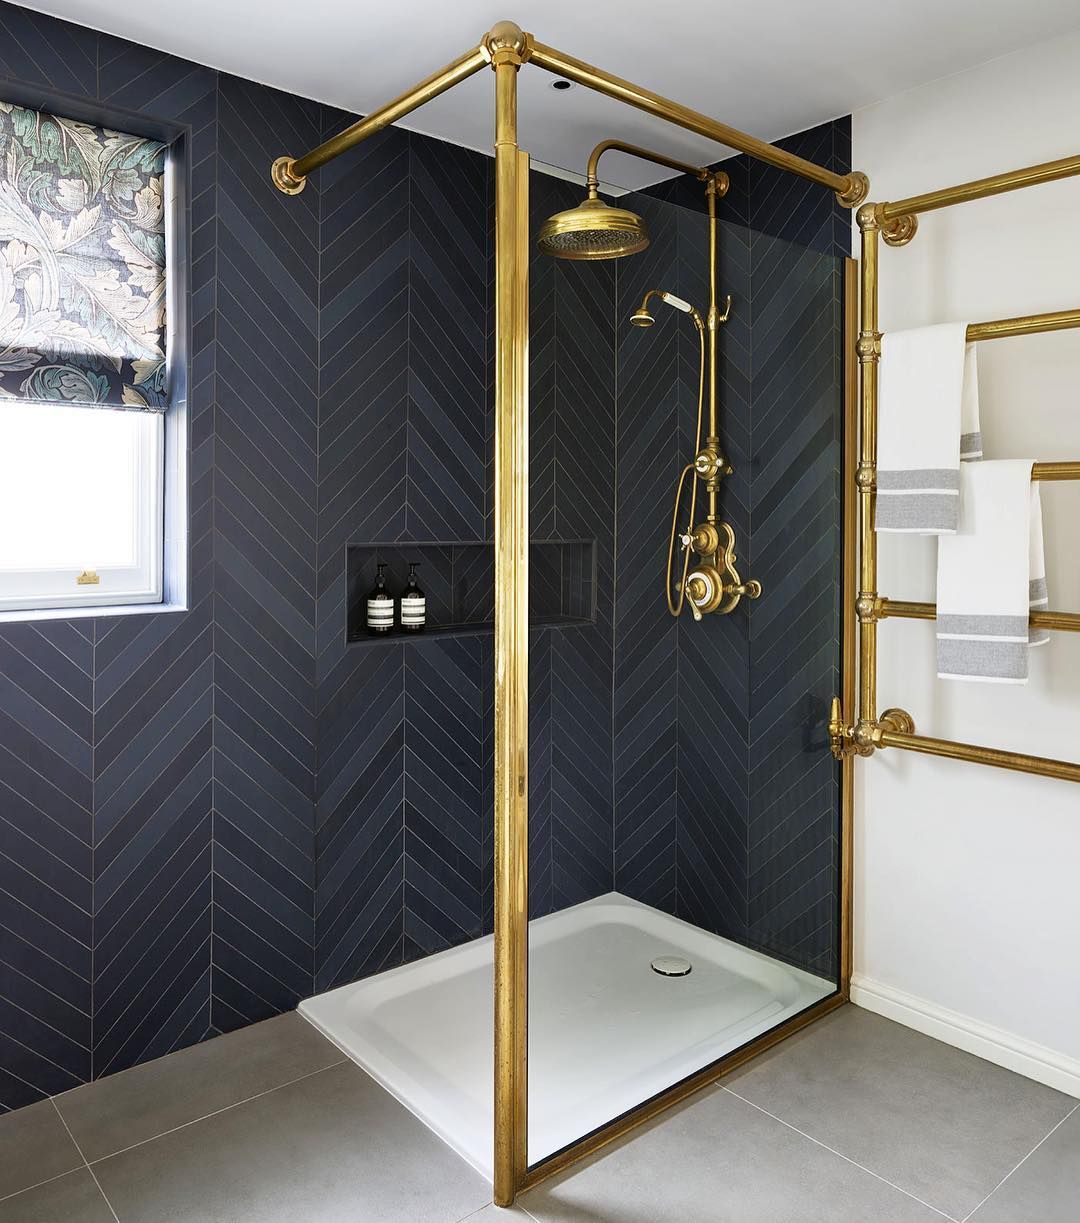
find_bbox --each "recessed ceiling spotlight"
[550,79,575,91]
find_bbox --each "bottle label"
[367,598,394,629]
[400,595,425,627]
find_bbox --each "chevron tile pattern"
[747,237,843,977]
[612,184,845,977]
[642,118,853,261]
[0,621,93,1111]
[0,0,848,1114]
[613,197,681,914]
[212,74,319,1033]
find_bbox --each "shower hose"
[666,322,707,617]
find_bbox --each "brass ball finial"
[482,20,530,64]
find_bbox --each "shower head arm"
[584,140,729,199]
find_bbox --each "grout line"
[960,1101,1078,1222]
[82,1057,349,1167]
[721,1086,960,1222]
[51,1098,121,1223]
[0,1165,84,1206]
[85,1163,121,1223]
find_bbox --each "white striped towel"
[936,460,1047,683]
[876,324,982,534]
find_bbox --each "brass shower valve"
[680,522,721,556]
[677,520,761,620]
[693,447,732,481]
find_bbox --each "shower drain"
[650,955,692,977]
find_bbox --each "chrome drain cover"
[650,955,692,977]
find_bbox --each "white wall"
[850,31,1080,1094]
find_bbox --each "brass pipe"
[273,27,863,206]
[706,178,720,526]
[839,258,859,994]
[272,43,490,192]
[878,729,1080,785]
[967,308,1080,342]
[490,23,529,1208]
[880,152,1080,221]
[879,599,1080,633]
[854,207,881,747]
[1033,462,1080,480]
[528,40,868,207]
[585,138,713,190]
[520,991,847,1194]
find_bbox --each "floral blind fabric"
[0,101,167,410]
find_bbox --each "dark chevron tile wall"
[612,183,845,978]
[0,0,844,1116]
[642,117,853,260]
[0,2,326,1111]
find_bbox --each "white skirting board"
[850,974,1080,1099]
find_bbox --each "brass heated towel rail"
[831,162,1080,784]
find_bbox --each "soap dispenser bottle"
[366,562,394,635]
[400,562,426,632]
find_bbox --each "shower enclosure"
[273,21,861,1206]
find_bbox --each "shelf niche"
[346,539,596,644]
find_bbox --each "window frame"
[0,406,165,613]
[0,93,190,623]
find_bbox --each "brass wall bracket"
[881,213,918,247]
[271,156,305,195]
[828,697,854,760]
[836,170,870,210]
[878,708,916,736]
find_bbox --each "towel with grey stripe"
[936,461,1048,683]
[876,323,982,534]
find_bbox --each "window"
[0,101,169,614]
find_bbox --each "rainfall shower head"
[537,194,649,261]
[630,289,699,328]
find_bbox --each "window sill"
[0,600,187,625]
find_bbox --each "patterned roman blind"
[0,101,167,411]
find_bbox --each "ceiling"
[19,1,1080,189]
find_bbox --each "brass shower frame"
[829,162,1080,786]
[272,20,867,1206]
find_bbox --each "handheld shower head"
[629,290,701,329]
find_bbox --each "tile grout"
[0,1164,83,1206]
[79,1057,349,1167]
[960,1100,1079,1222]
[720,1085,960,1222]
[50,1097,121,1223]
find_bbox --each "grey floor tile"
[520,1086,945,1223]
[0,1098,83,1198]
[56,1011,341,1162]
[968,1104,1080,1223]
[724,1005,1073,1220]
[93,1061,491,1223]
[0,1169,116,1223]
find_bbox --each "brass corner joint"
[856,199,917,246]
[831,698,916,760]
[481,19,532,67]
